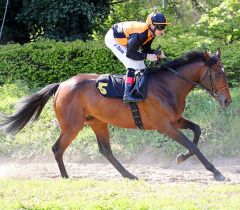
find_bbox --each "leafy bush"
[92,0,152,40]
[0,38,239,87]
[195,0,240,44]
[0,0,110,43]
[0,39,124,87]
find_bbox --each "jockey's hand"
[147,54,158,61]
[157,51,166,60]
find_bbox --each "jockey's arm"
[141,39,154,54]
[126,33,147,60]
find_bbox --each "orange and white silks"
[113,21,154,46]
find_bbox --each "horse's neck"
[167,62,205,97]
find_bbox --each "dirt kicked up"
[0,154,239,184]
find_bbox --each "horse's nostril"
[224,99,232,106]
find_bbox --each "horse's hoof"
[62,174,69,179]
[130,175,139,180]
[214,172,226,181]
[126,173,138,180]
[176,153,185,164]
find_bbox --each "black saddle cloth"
[96,73,147,99]
[96,68,158,99]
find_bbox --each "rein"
[159,62,228,98]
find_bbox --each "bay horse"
[0,49,232,181]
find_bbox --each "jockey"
[105,12,170,103]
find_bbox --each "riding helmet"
[146,12,170,26]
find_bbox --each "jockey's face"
[150,25,165,37]
[155,28,165,37]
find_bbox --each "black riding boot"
[123,68,142,103]
[123,82,142,103]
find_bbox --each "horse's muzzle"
[218,96,232,107]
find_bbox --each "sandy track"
[0,155,239,184]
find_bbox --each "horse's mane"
[154,50,214,72]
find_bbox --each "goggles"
[154,24,166,30]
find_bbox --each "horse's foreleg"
[174,117,201,163]
[89,119,138,180]
[161,123,225,181]
[52,131,80,178]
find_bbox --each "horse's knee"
[52,143,59,156]
[193,124,201,136]
[52,142,64,161]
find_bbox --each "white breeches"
[104,29,146,70]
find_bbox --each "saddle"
[96,69,151,100]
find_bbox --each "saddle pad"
[96,74,125,98]
[96,73,148,99]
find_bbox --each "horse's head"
[201,49,232,107]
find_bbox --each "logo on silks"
[114,44,124,54]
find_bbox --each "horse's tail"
[0,83,60,135]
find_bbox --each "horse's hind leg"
[52,130,81,178]
[52,110,84,178]
[88,118,138,180]
[52,84,88,178]
[174,117,201,163]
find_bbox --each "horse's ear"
[216,48,221,58]
[204,51,211,61]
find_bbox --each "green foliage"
[92,0,152,40]
[1,38,239,87]
[195,0,240,43]
[0,0,110,43]
[218,41,240,87]
[0,39,124,87]
[0,0,31,44]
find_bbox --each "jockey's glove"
[147,54,158,61]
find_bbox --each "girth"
[129,102,143,129]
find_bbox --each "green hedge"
[0,38,239,87]
[0,39,124,87]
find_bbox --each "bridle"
[160,58,229,98]
[198,64,229,98]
